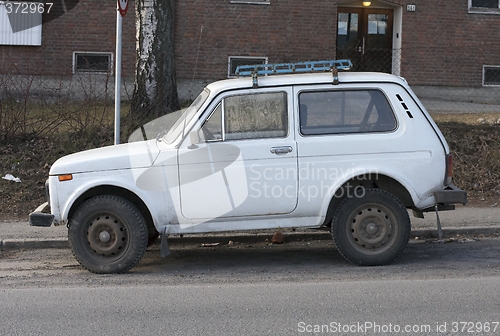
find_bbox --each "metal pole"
[114,5,122,145]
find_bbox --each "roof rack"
[235,59,352,87]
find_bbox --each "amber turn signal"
[58,174,73,182]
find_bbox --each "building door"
[336,8,393,73]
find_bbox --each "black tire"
[68,195,148,274]
[331,188,410,266]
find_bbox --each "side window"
[299,90,396,135]
[202,103,223,141]
[202,91,288,141]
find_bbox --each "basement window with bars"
[73,52,113,73]
[228,56,268,77]
[483,66,500,86]
[469,0,500,13]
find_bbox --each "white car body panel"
[49,140,160,175]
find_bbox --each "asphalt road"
[1,277,500,335]
[1,228,500,335]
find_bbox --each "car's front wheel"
[68,195,148,274]
[331,188,411,266]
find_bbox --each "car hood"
[49,140,161,175]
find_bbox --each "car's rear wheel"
[331,188,410,266]
[68,195,148,274]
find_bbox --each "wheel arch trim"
[68,185,156,233]
[56,177,168,232]
[319,168,420,226]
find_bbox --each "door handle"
[358,38,366,54]
[270,146,293,154]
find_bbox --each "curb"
[0,238,69,249]
[1,227,500,250]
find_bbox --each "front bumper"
[29,202,54,227]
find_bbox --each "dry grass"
[431,112,500,125]
[435,121,500,207]
[0,100,131,138]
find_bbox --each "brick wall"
[175,0,338,80]
[401,0,500,86]
[0,0,136,77]
[1,0,499,88]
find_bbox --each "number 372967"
[4,2,54,14]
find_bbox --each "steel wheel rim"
[346,203,398,255]
[87,214,128,259]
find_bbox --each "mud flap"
[435,205,443,239]
[160,227,171,258]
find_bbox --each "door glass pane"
[224,92,288,140]
[202,103,223,141]
[337,13,358,50]
[366,14,389,49]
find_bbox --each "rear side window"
[299,90,396,136]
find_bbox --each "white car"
[30,60,467,273]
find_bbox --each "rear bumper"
[29,202,54,227]
[413,185,467,218]
[434,184,468,205]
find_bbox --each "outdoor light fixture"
[362,1,372,6]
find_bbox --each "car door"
[177,87,298,220]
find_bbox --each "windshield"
[127,89,210,144]
[163,88,210,144]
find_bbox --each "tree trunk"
[132,0,180,121]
